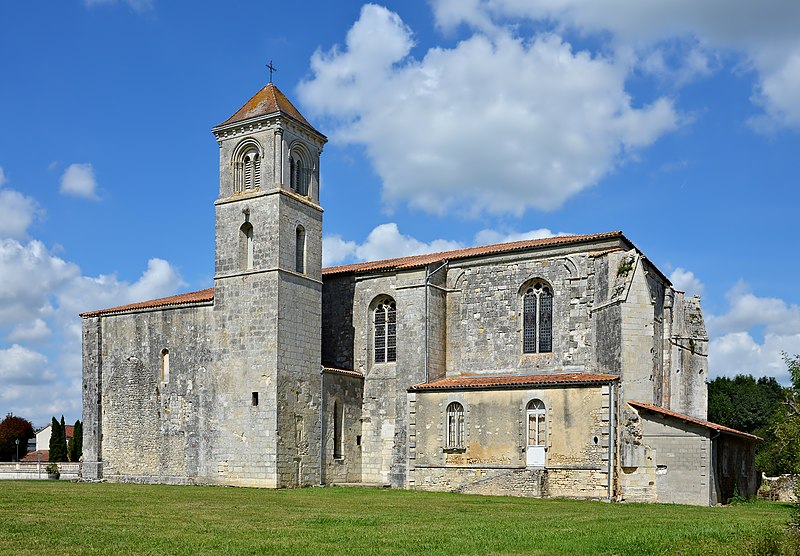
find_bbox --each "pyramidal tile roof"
[215,83,324,137]
[323,231,627,276]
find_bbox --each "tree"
[0,414,34,461]
[755,354,800,476]
[707,374,783,434]
[67,420,82,462]
[48,416,68,463]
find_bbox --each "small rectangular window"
[251,392,259,406]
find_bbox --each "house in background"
[35,424,74,452]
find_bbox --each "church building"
[80,82,759,505]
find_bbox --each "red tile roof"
[628,401,762,441]
[323,367,364,378]
[80,288,214,318]
[20,450,48,462]
[409,372,619,391]
[323,231,627,276]
[215,83,324,137]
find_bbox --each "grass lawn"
[0,481,791,555]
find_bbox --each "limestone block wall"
[212,274,281,487]
[82,304,214,484]
[215,191,280,276]
[668,293,708,419]
[409,385,612,499]
[625,409,712,506]
[321,371,364,484]
[445,249,597,374]
[321,275,356,370]
[275,272,323,487]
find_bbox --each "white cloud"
[299,4,679,217]
[60,163,99,200]
[6,319,52,343]
[430,0,800,131]
[0,344,54,385]
[473,227,565,246]
[0,188,40,239]
[0,167,7,186]
[323,223,463,267]
[669,267,705,297]
[706,281,800,384]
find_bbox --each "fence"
[0,462,81,481]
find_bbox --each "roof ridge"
[80,287,214,318]
[628,401,762,441]
[323,231,625,276]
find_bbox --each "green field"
[0,481,792,555]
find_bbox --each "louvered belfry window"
[374,299,397,363]
[523,282,553,354]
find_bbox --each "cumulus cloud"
[0,344,54,385]
[323,223,463,266]
[0,188,40,239]
[431,0,800,131]
[0,234,184,423]
[60,163,99,200]
[299,4,678,217]
[706,281,800,383]
[6,319,52,343]
[669,267,705,297]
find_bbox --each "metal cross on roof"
[267,60,277,83]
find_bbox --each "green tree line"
[708,354,800,476]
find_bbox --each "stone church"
[81,82,759,505]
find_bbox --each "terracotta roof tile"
[323,231,626,276]
[215,83,324,137]
[409,372,619,391]
[21,450,48,462]
[80,288,214,318]
[323,367,364,378]
[628,401,762,441]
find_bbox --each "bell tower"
[210,83,327,487]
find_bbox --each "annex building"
[80,82,758,505]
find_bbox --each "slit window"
[333,400,343,459]
[295,225,306,274]
[160,348,169,383]
[252,392,259,406]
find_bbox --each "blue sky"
[1,0,799,426]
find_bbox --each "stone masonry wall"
[322,371,363,484]
[86,304,214,484]
[409,385,612,499]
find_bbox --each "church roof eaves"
[628,401,762,441]
[409,372,619,392]
[324,231,629,277]
[214,83,325,139]
[80,288,214,318]
[322,367,364,379]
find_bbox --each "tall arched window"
[374,298,397,363]
[289,152,309,196]
[446,402,465,449]
[240,222,254,270]
[523,281,553,353]
[526,399,546,467]
[160,348,170,384]
[233,143,261,194]
[295,225,306,274]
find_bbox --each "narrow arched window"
[161,348,169,384]
[446,402,464,449]
[289,158,295,191]
[243,150,260,191]
[523,281,553,354]
[289,152,309,196]
[295,225,306,274]
[240,222,254,270]
[374,298,397,363]
[333,400,343,459]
